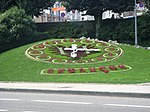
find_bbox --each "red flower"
[96,57,101,60]
[58,68,65,74]
[89,67,96,72]
[41,55,47,59]
[109,66,117,70]
[110,48,115,51]
[102,43,107,46]
[70,38,73,42]
[118,65,126,69]
[68,68,75,73]
[99,66,105,70]
[33,50,38,54]
[45,42,49,44]
[33,46,37,49]
[64,38,67,42]
[47,69,53,74]
[80,68,86,73]
[38,45,44,48]
[86,39,90,42]
[101,69,109,73]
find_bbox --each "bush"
[47,22,88,38]
[0,7,36,44]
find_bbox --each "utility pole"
[134,0,138,45]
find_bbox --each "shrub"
[47,22,88,38]
[0,7,36,44]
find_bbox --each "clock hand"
[64,44,100,58]
[77,48,100,51]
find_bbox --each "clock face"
[25,38,123,64]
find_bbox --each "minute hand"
[77,48,100,51]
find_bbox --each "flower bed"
[41,64,131,75]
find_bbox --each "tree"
[0,7,36,44]
[144,0,150,11]
[61,0,134,37]
[0,0,55,17]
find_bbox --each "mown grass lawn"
[0,40,150,84]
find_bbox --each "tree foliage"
[0,0,55,16]
[62,0,134,18]
[61,0,134,37]
[144,0,150,12]
[0,7,36,44]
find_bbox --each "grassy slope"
[0,41,150,84]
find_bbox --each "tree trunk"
[94,15,102,38]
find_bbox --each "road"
[0,91,150,112]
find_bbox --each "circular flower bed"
[25,38,123,64]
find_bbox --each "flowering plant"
[89,67,96,72]
[109,66,117,70]
[41,64,131,75]
[68,68,75,73]
[58,68,65,74]
[47,69,53,74]
[80,68,86,73]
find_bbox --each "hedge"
[1,14,150,53]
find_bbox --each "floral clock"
[25,38,123,64]
[25,38,131,75]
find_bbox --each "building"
[34,2,147,23]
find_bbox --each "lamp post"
[134,0,138,46]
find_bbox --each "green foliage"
[0,0,55,17]
[0,7,36,44]
[36,15,150,46]
[61,0,134,37]
[99,19,134,43]
[47,22,88,38]
[62,0,134,17]
[144,0,150,10]
[98,15,150,46]
[138,14,150,46]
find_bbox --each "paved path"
[0,82,150,98]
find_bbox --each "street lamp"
[134,0,138,45]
